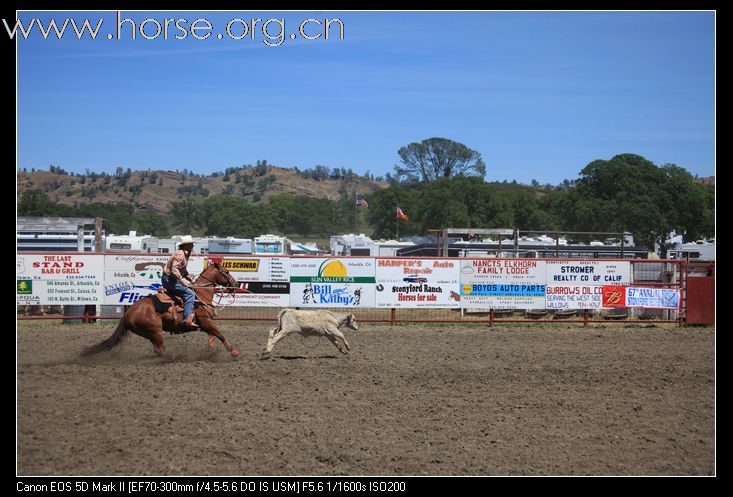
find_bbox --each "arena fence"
[16,253,708,327]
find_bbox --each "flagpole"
[355,193,358,233]
[396,205,399,239]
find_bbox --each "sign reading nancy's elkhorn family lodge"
[16,254,104,305]
[459,259,547,309]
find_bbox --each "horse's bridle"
[196,264,239,294]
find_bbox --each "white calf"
[261,309,359,358]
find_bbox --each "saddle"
[152,288,184,313]
[151,288,199,333]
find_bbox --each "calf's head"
[345,313,359,331]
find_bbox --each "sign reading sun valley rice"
[545,260,631,309]
[16,254,103,305]
[459,259,547,309]
[375,258,460,308]
[102,255,206,305]
[290,258,375,307]
[209,256,290,307]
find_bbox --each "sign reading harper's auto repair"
[375,258,460,308]
[16,254,104,305]
[459,259,547,309]
[545,260,631,309]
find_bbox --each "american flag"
[355,193,369,207]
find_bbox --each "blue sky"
[16,11,715,184]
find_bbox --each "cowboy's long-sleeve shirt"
[163,249,190,282]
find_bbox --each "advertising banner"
[209,256,290,307]
[102,254,205,304]
[290,258,375,307]
[459,259,547,309]
[545,260,631,309]
[16,254,104,305]
[375,258,460,308]
[624,287,681,309]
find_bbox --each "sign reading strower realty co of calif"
[16,254,103,305]
[375,258,460,308]
[545,260,631,310]
[459,259,547,309]
[290,258,375,307]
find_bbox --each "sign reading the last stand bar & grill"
[16,254,103,305]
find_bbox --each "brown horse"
[82,261,241,358]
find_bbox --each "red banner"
[602,285,626,307]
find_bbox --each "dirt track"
[17,320,715,476]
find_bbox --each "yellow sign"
[462,284,472,295]
[222,259,260,272]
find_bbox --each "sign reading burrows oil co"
[16,254,103,305]
[290,258,375,307]
[545,260,631,309]
[212,256,290,307]
[375,258,460,308]
[459,259,547,309]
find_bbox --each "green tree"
[171,198,203,233]
[395,137,486,182]
[561,154,714,250]
[18,190,71,216]
[133,212,170,236]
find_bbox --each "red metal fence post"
[390,308,396,326]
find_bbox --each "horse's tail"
[80,315,129,356]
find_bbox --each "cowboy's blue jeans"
[162,275,195,320]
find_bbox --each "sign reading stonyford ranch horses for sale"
[375,258,460,308]
[545,260,631,309]
[459,259,547,309]
[16,254,103,305]
[290,258,375,307]
[209,256,290,307]
[102,255,205,304]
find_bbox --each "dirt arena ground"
[17,319,715,476]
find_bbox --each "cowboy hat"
[177,235,195,247]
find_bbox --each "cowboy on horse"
[161,235,199,331]
[82,256,242,358]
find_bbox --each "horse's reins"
[190,267,240,315]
